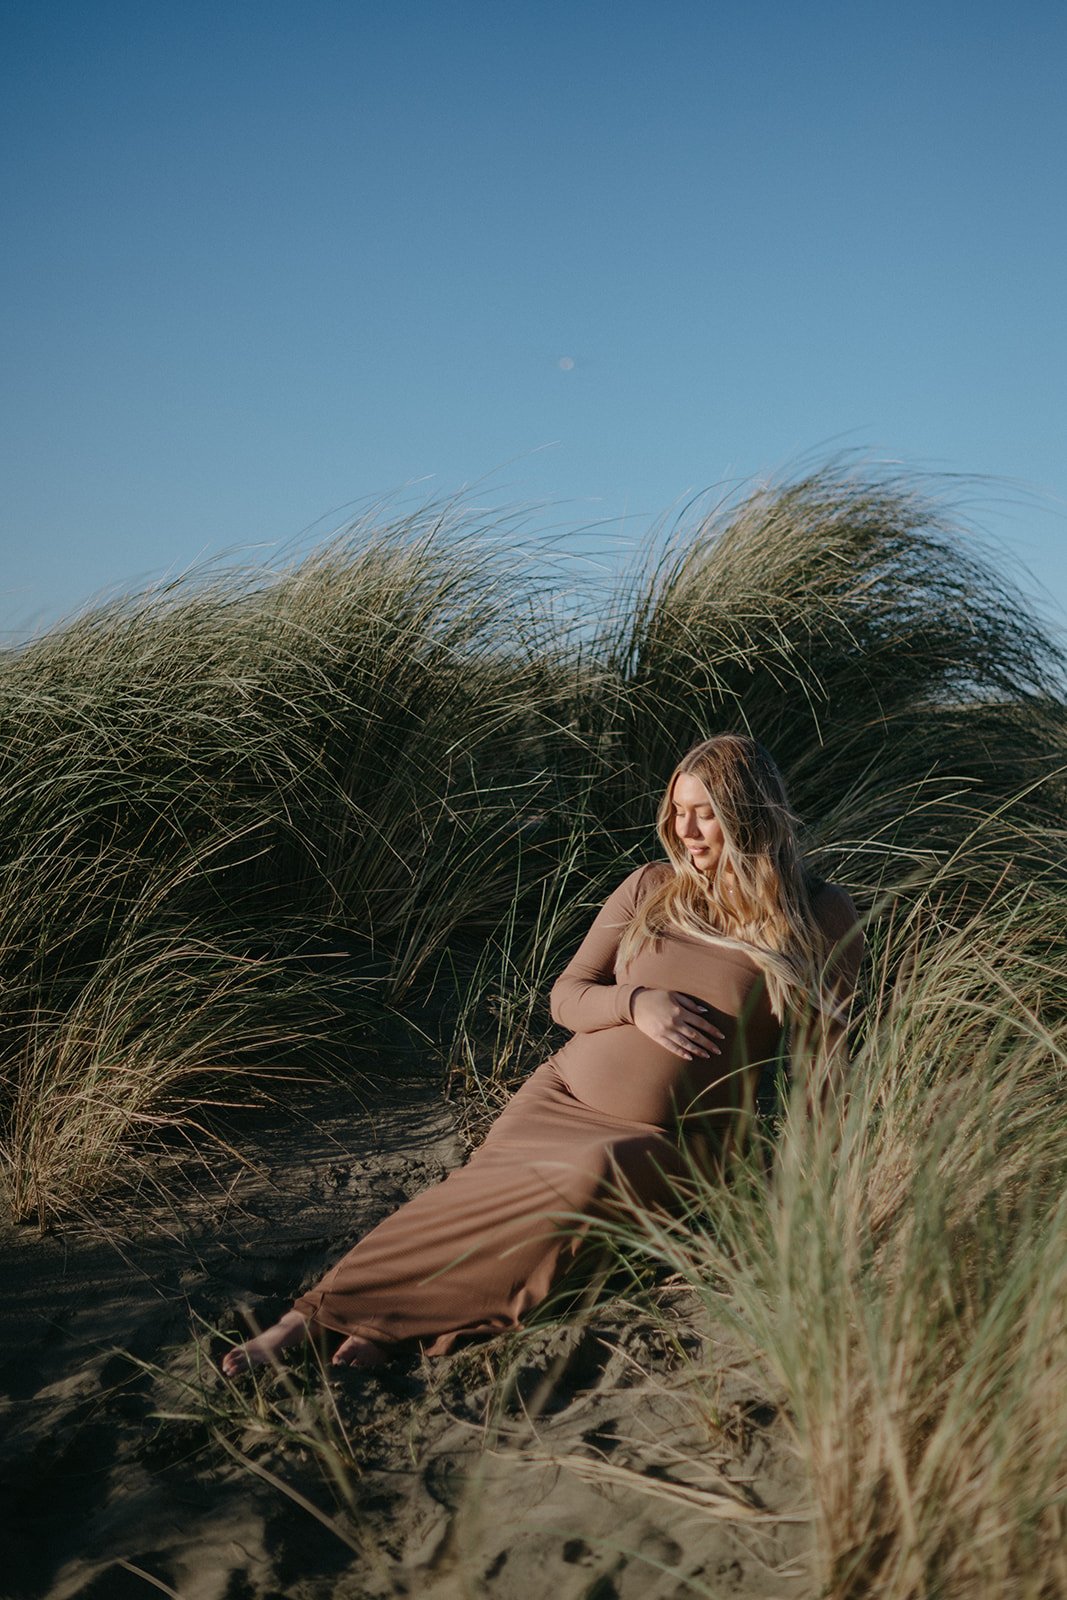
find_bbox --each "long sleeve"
[792,883,866,1074]
[815,884,865,1027]
[549,865,661,1034]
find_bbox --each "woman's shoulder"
[606,860,673,912]
[806,877,862,943]
[632,859,673,897]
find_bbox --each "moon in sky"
[558,356,575,371]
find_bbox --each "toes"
[332,1337,386,1369]
[222,1342,262,1377]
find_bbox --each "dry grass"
[4,466,1064,1223]
[597,859,1067,1598]
[10,464,1060,1593]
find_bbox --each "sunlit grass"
[15,465,1062,1594]
[4,468,1065,1223]
[589,860,1067,1598]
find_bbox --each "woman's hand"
[630,988,725,1060]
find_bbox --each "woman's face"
[671,771,726,875]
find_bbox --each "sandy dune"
[1,1078,813,1599]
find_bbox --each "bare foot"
[221,1310,311,1377]
[332,1333,388,1368]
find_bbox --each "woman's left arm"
[804,885,866,1091]
[818,885,865,1035]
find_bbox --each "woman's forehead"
[672,770,715,805]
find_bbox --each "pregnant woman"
[222,733,863,1377]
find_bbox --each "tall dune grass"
[0,509,589,1221]
[1,468,1063,1226]
[171,852,1067,1598]
[594,854,1067,1597]
[595,472,1066,891]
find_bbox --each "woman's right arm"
[548,867,653,1033]
[548,865,726,1059]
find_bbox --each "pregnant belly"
[551,1025,760,1131]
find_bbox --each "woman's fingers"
[670,994,725,1051]
[631,988,727,1057]
[680,1037,720,1057]
[665,1027,721,1059]
[690,1028,722,1054]
[673,991,724,1026]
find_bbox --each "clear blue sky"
[2,1,1065,642]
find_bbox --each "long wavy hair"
[617,734,833,1022]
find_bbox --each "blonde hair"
[617,734,835,1023]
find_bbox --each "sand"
[0,1075,814,1600]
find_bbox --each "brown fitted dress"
[293,863,860,1356]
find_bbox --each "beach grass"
[179,856,1066,1597]
[2,466,1065,1594]
[570,853,1067,1598]
[2,468,1063,1219]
